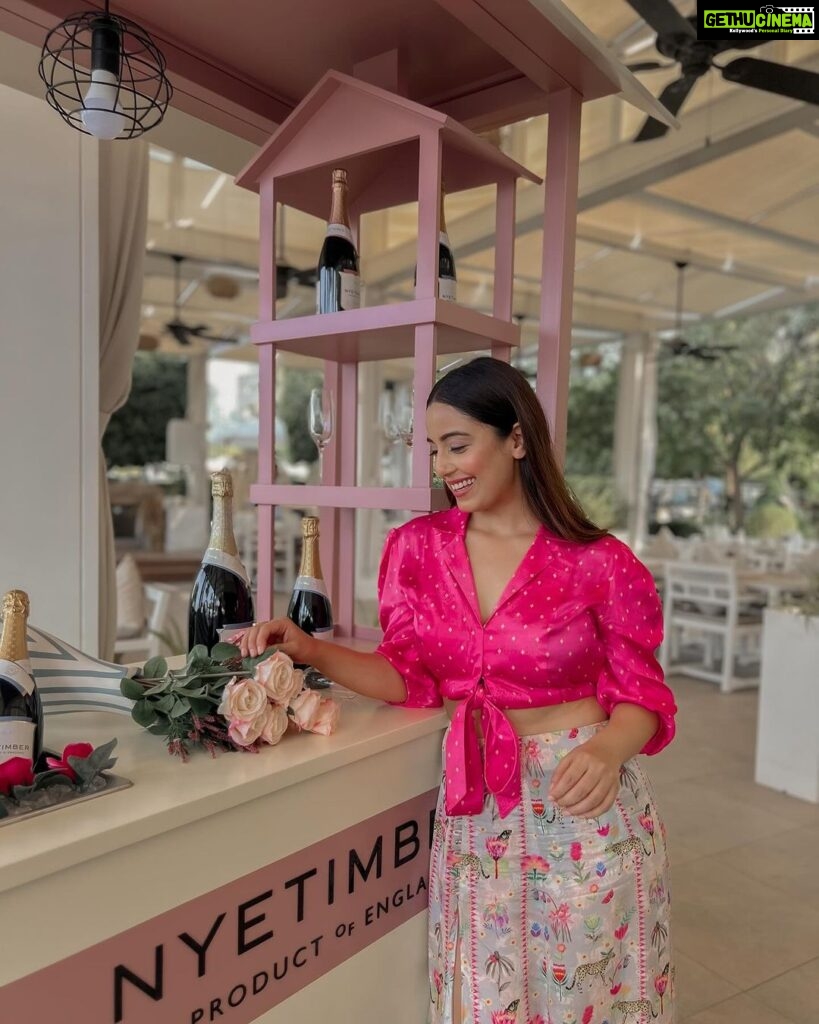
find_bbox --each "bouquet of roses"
[120,643,340,760]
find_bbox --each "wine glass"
[308,387,334,479]
[395,386,415,448]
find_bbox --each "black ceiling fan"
[275,206,318,300]
[662,261,738,359]
[625,0,819,142]
[163,254,240,346]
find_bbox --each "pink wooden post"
[492,175,516,360]
[256,175,278,618]
[416,130,442,301]
[537,88,582,462]
[256,345,276,620]
[412,324,437,486]
[258,177,277,323]
[319,358,342,630]
[335,361,359,636]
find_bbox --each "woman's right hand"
[238,618,315,664]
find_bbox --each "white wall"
[0,83,99,651]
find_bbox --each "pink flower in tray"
[570,841,583,862]
[0,756,34,795]
[46,741,94,782]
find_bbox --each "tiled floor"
[652,674,819,1023]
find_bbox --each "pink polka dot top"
[375,507,676,818]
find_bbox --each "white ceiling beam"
[366,52,819,290]
[634,190,819,260]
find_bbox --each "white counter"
[0,678,448,1024]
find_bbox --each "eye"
[450,445,467,454]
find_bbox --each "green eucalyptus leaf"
[132,699,158,728]
[148,720,171,736]
[211,642,241,661]
[120,677,146,701]
[174,686,206,698]
[142,678,172,696]
[242,646,278,672]
[188,697,214,716]
[170,698,191,719]
[31,770,75,792]
[154,694,175,714]
[141,656,168,679]
[187,644,209,665]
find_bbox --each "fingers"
[562,779,619,819]
[240,620,286,657]
[548,748,620,819]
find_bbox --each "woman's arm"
[239,619,408,703]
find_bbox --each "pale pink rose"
[307,697,341,736]
[290,689,322,731]
[254,651,303,706]
[259,703,288,746]
[218,677,268,721]
[227,716,264,748]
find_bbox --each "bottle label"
[339,271,360,310]
[326,224,354,244]
[0,719,36,763]
[201,548,251,587]
[292,576,329,598]
[439,277,457,302]
[311,627,334,639]
[0,658,34,697]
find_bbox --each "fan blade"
[634,73,700,141]
[627,61,674,72]
[721,57,819,106]
[622,0,695,40]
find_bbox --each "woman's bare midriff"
[443,694,608,738]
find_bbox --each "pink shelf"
[249,484,451,513]
[250,298,519,362]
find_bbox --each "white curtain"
[98,140,149,659]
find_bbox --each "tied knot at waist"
[445,683,521,818]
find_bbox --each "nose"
[434,451,454,477]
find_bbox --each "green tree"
[103,353,187,467]
[655,305,819,531]
[277,366,324,464]
[565,351,618,476]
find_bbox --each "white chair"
[660,563,764,692]
[114,584,177,663]
[236,508,300,595]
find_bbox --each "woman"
[240,357,676,1024]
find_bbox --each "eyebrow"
[426,431,471,443]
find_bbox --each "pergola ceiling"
[126,0,819,356]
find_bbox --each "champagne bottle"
[287,517,334,654]
[0,589,43,766]
[316,168,360,314]
[414,183,457,301]
[188,470,254,653]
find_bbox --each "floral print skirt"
[428,724,674,1024]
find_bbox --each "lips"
[448,477,475,497]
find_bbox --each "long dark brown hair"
[427,357,607,543]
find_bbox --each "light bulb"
[81,69,126,140]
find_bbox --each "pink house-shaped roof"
[236,70,541,219]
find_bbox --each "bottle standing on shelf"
[287,516,334,663]
[0,589,43,766]
[316,168,360,314]
[188,470,255,653]
[414,183,457,301]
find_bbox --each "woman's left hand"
[548,737,622,819]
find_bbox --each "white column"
[0,85,99,651]
[613,333,658,550]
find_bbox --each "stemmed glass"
[308,387,334,479]
[395,386,415,448]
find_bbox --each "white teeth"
[450,478,475,492]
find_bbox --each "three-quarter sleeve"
[374,527,442,708]
[595,539,676,754]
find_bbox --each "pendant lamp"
[38,0,172,140]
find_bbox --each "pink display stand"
[237,70,542,637]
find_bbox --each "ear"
[510,422,526,460]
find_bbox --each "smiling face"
[426,401,526,513]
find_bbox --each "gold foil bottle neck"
[211,469,233,498]
[0,589,30,663]
[332,168,348,186]
[298,517,323,579]
[301,516,320,539]
[208,472,238,556]
[328,170,351,228]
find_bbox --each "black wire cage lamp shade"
[38,0,172,141]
